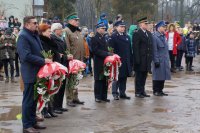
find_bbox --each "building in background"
[0,0,44,26]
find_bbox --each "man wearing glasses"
[132,17,153,98]
[17,16,52,133]
[64,13,85,107]
[91,22,113,103]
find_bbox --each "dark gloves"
[155,62,160,68]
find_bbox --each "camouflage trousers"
[65,78,80,103]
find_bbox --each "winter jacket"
[185,38,197,57]
[63,24,85,61]
[166,31,182,55]
[0,34,16,60]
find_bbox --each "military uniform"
[132,17,153,98]
[64,14,85,106]
[0,30,16,82]
[152,21,171,96]
[91,22,112,102]
[109,21,133,100]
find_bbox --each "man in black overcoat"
[132,17,153,98]
[91,22,112,103]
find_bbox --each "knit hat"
[51,23,63,32]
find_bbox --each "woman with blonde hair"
[166,23,182,73]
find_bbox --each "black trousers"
[176,50,184,68]
[2,59,14,77]
[112,77,127,97]
[53,79,66,109]
[15,53,20,75]
[94,80,108,100]
[169,50,176,69]
[0,60,3,69]
[88,51,93,73]
[186,57,193,67]
[135,71,148,94]
[153,80,165,93]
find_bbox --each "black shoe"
[102,99,110,102]
[42,107,52,118]
[95,98,101,103]
[135,94,145,98]
[54,109,63,114]
[48,107,58,117]
[180,66,184,69]
[113,96,119,100]
[189,68,194,71]
[59,108,68,112]
[67,102,76,107]
[161,92,168,96]
[171,69,176,73]
[33,123,46,129]
[153,92,163,96]
[120,95,131,100]
[73,100,85,105]
[15,74,19,77]
[23,127,40,133]
[142,93,151,97]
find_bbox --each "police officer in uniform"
[91,22,112,103]
[109,21,133,100]
[152,21,171,96]
[132,17,153,98]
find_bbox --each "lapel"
[35,35,43,50]
[96,33,106,45]
[139,29,148,39]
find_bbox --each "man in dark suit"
[109,21,133,100]
[17,16,52,133]
[91,22,112,103]
[132,17,153,98]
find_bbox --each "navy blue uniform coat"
[109,32,133,78]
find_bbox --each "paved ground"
[0,57,200,133]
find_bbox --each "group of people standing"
[17,14,87,133]
[0,12,199,133]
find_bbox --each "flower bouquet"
[67,59,86,89]
[34,50,68,112]
[104,54,122,89]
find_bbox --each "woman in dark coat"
[38,23,60,118]
[50,23,70,110]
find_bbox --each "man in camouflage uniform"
[63,13,85,107]
[0,28,17,83]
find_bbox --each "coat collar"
[67,23,81,33]
[155,31,164,37]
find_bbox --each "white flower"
[104,72,110,76]
[37,87,46,95]
[42,95,50,102]
[106,62,112,66]
[52,74,60,80]
[77,73,83,80]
